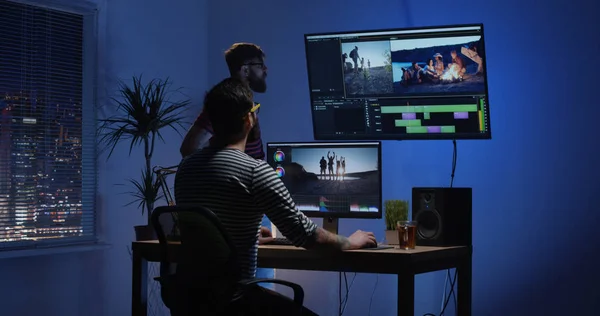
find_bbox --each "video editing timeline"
[376,96,487,135]
[266,142,382,218]
[304,24,492,140]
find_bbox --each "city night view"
[0,1,90,246]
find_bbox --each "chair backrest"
[151,205,242,312]
[151,204,242,275]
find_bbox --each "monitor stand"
[322,217,339,235]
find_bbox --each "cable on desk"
[430,140,459,316]
[367,274,379,316]
[341,272,356,315]
[440,271,449,311]
[338,272,342,316]
[447,139,458,315]
[337,271,357,315]
[423,269,457,316]
[366,238,388,315]
[450,139,457,188]
[439,269,458,316]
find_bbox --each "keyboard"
[267,237,293,246]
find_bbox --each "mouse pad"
[363,245,395,250]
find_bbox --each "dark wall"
[207,0,600,315]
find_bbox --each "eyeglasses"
[240,103,260,119]
[244,62,266,69]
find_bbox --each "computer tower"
[412,187,472,247]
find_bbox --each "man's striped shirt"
[174,147,318,279]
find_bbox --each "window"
[0,0,98,251]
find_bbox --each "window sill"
[0,243,112,260]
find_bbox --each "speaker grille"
[415,209,442,239]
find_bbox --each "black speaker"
[412,187,472,247]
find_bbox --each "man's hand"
[347,230,377,250]
[258,226,274,245]
[306,228,376,251]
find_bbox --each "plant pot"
[385,230,399,245]
[134,224,156,241]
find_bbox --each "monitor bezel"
[266,141,383,219]
[303,23,492,141]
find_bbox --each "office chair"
[151,205,305,315]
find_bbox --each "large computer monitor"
[304,23,491,141]
[266,141,382,235]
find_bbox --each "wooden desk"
[131,241,472,316]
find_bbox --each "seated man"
[174,78,377,315]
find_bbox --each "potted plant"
[384,199,409,245]
[98,75,190,240]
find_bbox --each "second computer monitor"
[266,141,382,219]
[304,23,492,141]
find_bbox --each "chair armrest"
[239,278,304,306]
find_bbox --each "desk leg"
[457,249,472,316]
[397,273,415,316]
[132,248,148,316]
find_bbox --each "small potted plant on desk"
[98,75,190,241]
[384,199,409,245]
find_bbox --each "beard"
[248,73,267,93]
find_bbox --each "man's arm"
[305,227,351,250]
[304,226,377,251]
[180,124,203,157]
[251,162,372,250]
[180,113,213,158]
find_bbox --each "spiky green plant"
[97,75,190,222]
[384,200,409,230]
[123,168,164,217]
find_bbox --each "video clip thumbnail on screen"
[266,142,382,218]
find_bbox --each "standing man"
[180,42,268,160]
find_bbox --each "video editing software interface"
[304,24,491,140]
[266,142,382,217]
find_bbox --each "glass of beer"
[397,220,417,250]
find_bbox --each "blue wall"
[206,0,600,315]
[0,0,598,315]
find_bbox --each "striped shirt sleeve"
[251,162,318,247]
